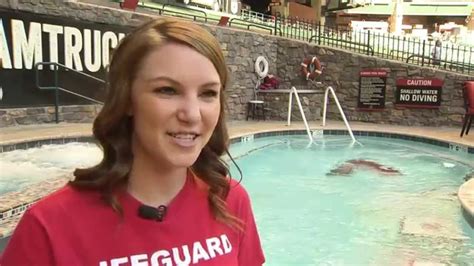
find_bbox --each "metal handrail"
[240,9,274,22]
[287,86,312,142]
[228,18,278,35]
[161,3,208,22]
[35,62,105,123]
[309,35,374,56]
[36,62,105,83]
[54,87,103,105]
[138,2,208,22]
[321,86,356,143]
[406,54,474,72]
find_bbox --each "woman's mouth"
[167,132,200,147]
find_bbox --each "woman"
[1,17,265,265]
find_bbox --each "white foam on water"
[442,162,456,168]
[1,142,102,193]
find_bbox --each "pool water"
[1,135,473,265]
[229,135,474,265]
[0,143,102,194]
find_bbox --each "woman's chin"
[169,154,200,168]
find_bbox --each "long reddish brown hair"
[72,17,240,227]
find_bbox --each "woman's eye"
[201,90,218,98]
[155,87,176,95]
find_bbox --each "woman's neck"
[127,159,188,207]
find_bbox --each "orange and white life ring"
[301,56,322,80]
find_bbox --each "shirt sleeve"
[232,183,265,266]
[0,209,54,266]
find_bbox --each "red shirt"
[0,174,265,266]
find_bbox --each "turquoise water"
[229,135,474,266]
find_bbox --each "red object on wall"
[460,81,474,137]
[120,0,139,11]
[465,82,474,113]
[396,78,444,87]
[217,16,230,26]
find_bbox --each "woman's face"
[129,42,221,170]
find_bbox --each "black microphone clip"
[138,204,167,222]
[156,205,167,221]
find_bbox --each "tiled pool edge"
[231,129,474,154]
[0,136,97,153]
[0,128,473,238]
[0,178,69,238]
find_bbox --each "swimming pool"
[230,134,474,265]
[1,133,473,264]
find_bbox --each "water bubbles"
[0,142,102,193]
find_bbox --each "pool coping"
[0,127,473,238]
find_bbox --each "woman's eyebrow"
[146,76,221,88]
[199,82,221,89]
[145,76,180,86]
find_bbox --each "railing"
[35,62,105,123]
[286,85,358,144]
[406,54,474,73]
[140,2,209,22]
[310,35,374,56]
[228,18,274,34]
[321,86,356,143]
[241,9,275,24]
[135,1,473,75]
[287,87,313,142]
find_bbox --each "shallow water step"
[412,260,446,266]
[400,216,469,241]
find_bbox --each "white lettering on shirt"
[130,254,148,266]
[221,234,232,253]
[192,242,210,264]
[110,257,128,266]
[150,250,172,266]
[205,237,223,258]
[99,234,232,266]
[172,245,191,265]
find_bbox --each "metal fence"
[139,2,474,75]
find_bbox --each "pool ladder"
[287,86,357,144]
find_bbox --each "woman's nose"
[177,95,201,123]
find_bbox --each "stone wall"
[265,39,471,126]
[0,0,152,27]
[0,0,472,127]
[1,105,101,126]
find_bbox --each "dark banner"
[395,78,443,108]
[357,69,387,111]
[0,9,133,108]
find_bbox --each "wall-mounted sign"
[0,10,132,108]
[395,78,443,108]
[357,69,387,111]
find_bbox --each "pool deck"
[0,120,473,237]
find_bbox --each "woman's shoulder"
[27,184,102,218]
[226,178,252,207]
